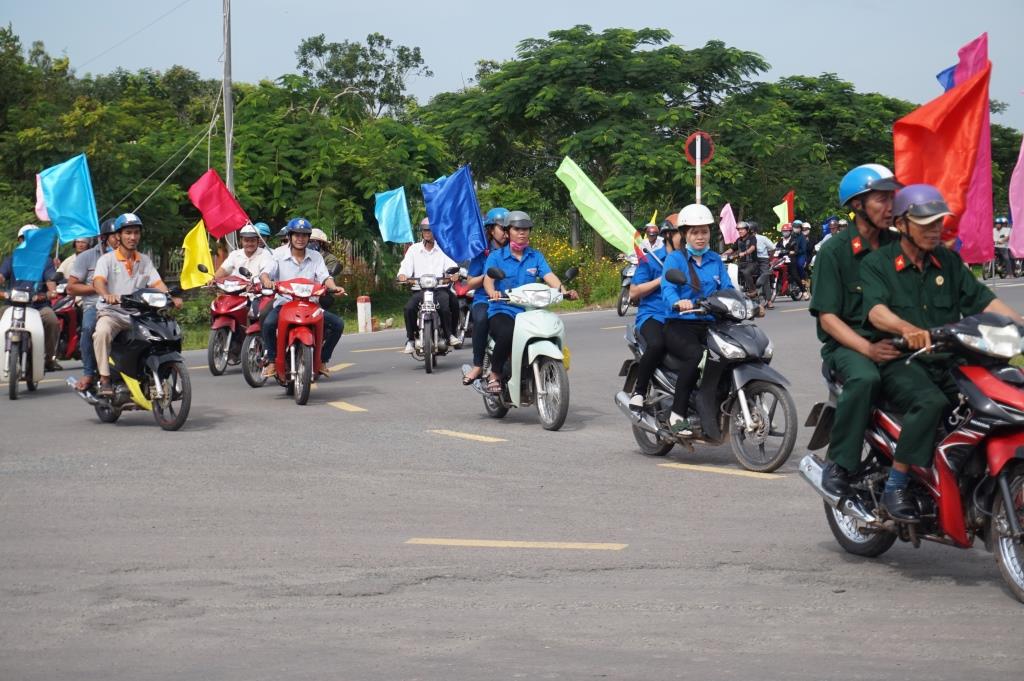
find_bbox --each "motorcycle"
[452,262,474,347]
[67,288,190,430]
[768,252,802,303]
[52,277,81,362]
[267,277,327,405]
[206,272,251,376]
[474,267,577,431]
[614,278,797,472]
[402,267,460,374]
[617,253,638,317]
[0,284,47,400]
[800,312,1024,602]
[237,267,276,389]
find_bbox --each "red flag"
[188,169,250,238]
[782,190,794,223]
[894,64,991,244]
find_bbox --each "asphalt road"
[4,283,1024,680]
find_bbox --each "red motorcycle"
[269,277,326,405]
[768,252,801,303]
[52,280,81,361]
[801,312,1024,602]
[240,280,275,388]
[207,275,251,376]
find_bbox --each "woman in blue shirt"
[661,204,733,435]
[627,215,682,411]
[462,207,508,385]
[482,210,575,395]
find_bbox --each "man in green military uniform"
[810,164,903,496]
[862,184,1022,521]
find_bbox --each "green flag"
[555,157,636,254]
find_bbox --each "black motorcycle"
[68,288,191,430]
[614,273,797,472]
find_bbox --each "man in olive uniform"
[810,164,903,496]
[862,184,1022,521]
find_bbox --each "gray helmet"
[99,218,117,236]
[504,210,534,230]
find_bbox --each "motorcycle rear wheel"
[241,334,267,388]
[208,328,230,376]
[95,401,121,423]
[993,468,1024,603]
[7,340,20,400]
[729,380,796,472]
[824,500,896,557]
[422,320,434,374]
[293,344,313,405]
[152,361,191,431]
[632,423,674,456]
[616,285,630,317]
[535,356,570,431]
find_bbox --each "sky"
[5,0,1024,130]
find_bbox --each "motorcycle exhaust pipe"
[797,455,877,524]
[65,376,99,405]
[614,391,668,437]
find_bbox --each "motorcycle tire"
[151,361,191,431]
[534,356,570,431]
[7,340,20,400]
[993,466,1024,603]
[632,423,674,456]
[823,500,896,558]
[95,402,121,424]
[25,349,37,391]
[617,285,630,317]
[422,320,434,374]
[293,343,313,406]
[241,334,268,388]
[208,328,230,376]
[728,380,797,473]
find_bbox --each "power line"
[76,0,197,72]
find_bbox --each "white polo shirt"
[397,241,456,279]
[220,247,273,280]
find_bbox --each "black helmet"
[504,210,534,230]
[99,218,117,236]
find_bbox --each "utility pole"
[223,0,237,249]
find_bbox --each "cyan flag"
[373,186,414,243]
[37,154,100,244]
[13,227,57,282]
[421,165,486,264]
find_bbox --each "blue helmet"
[113,212,143,232]
[484,207,509,227]
[838,164,902,206]
[286,217,313,234]
[254,221,271,237]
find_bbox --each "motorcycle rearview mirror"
[664,268,688,285]
[487,267,506,280]
[445,266,461,275]
[167,286,184,297]
[197,264,209,274]
[238,267,252,278]
[563,266,579,282]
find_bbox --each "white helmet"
[310,228,330,243]
[238,224,260,238]
[17,224,38,239]
[678,204,714,228]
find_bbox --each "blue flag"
[421,165,486,264]
[37,154,101,244]
[374,186,414,243]
[13,227,57,282]
[936,64,957,92]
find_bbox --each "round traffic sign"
[685,131,714,166]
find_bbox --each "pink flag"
[719,203,739,244]
[34,174,49,222]
[1008,135,1024,258]
[953,33,993,264]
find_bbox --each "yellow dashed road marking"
[601,325,627,330]
[329,401,367,412]
[428,429,507,443]
[406,538,627,551]
[350,346,404,353]
[328,362,354,372]
[658,462,783,480]
[781,307,809,314]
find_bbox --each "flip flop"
[485,377,502,395]
[462,366,483,385]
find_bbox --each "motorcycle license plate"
[562,345,571,371]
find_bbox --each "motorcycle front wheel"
[208,328,230,376]
[617,285,630,316]
[7,340,20,400]
[293,343,313,405]
[993,468,1024,603]
[422,319,434,374]
[824,500,896,557]
[241,334,267,388]
[152,361,191,431]
[535,356,570,431]
[729,380,796,472]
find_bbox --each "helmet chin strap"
[852,202,886,232]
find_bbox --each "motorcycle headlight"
[510,288,560,307]
[957,324,1021,359]
[10,289,31,303]
[709,330,746,359]
[141,292,169,308]
[289,283,315,298]
[418,275,438,289]
[721,296,751,321]
[762,337,774,360]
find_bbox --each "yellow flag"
[181,220,214,289]
[554,157,635,254]
[772,200,789,227]
[648,210,658,225]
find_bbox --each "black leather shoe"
[881,487,920,523]
[821,461,852,497]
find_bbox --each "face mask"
[510,236,530,253]
[686,245,709,257]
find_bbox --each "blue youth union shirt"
[484,245,553,318]
[467,249,490,305]
[631,246,667,328]
[661,249,733,321]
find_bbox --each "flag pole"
[222,0,237,250]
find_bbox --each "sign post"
[685,131,715,205]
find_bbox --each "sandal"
[75,376,94,392]
[462,366,483,385]
[97,380,114,397]
[485,377,503,395]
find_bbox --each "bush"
[531,229,621,304]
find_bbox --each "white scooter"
[471,267,577,431]
[0,283,47,400]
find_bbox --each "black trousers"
[471,302,490,367]
[756,259,771,300]
[635,318,666,396]
[487,312,516,375]
[663,320,708,415]
[738,261,757,291]
[404,289,454,340]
